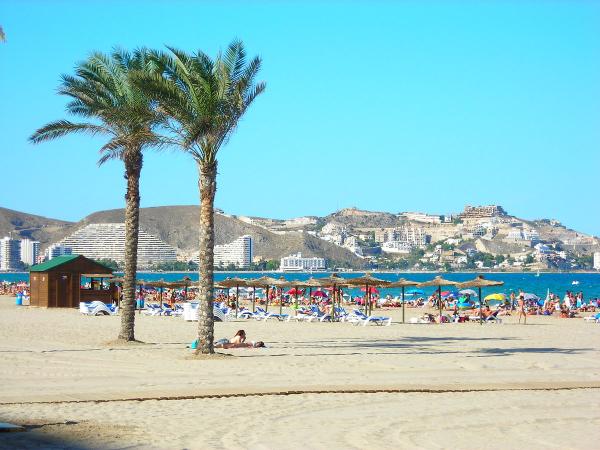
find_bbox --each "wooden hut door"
[56,273,71,307]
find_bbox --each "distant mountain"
[0,206,365,268]
[0,207,73,243]
[2,204,598,270]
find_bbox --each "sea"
[2,271,600,300]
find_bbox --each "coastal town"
[2,204,599,273]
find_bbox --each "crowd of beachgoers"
[4,279,599,324]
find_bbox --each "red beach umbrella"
[361,286,379,294]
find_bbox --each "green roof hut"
[29,255,114,308]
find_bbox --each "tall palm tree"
[30,49,166,342]
[140,41,265,354]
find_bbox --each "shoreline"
[2,269,600,275]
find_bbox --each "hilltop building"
[280,252,326,272]
[0,237,22,271]
[56,223,177,268]
[213,235,253,269]
[20,238,40,266]
[460,205,507,221]
[401,212,442,224]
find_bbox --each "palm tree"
[141,41,265,354]
[30,49,166,342]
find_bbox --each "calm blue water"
[2,271,599,300]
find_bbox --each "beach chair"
[350,309,392,326]
[80,301,118,316]
[254,307,288,321]
[143,304,163,316]
[469,310,502,323]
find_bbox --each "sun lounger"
[79,301,119,316]
[350,309,392,326]
[468,310,502,323]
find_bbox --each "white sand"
[1,296,599,449]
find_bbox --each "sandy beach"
[1,296,599,449]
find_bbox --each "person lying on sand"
[215,341,266,349]
[213,330,266,348]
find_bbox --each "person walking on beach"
[510,291,516,311]
[517,293,526,324]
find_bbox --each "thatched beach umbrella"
[344,273,390,317]
[271,277,297,316]
[245,276,281,313]
[387,278,420,324]
[457,275,504,324]
[311,273,348,322]
[217,277,249,318]
[417,276,460,319]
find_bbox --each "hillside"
[1,206,365,268]
[0,207,73,243]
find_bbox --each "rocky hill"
[0,207,73,243]
[0,206,365,268]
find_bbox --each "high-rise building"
[211,235,253,269]
[55,223,177,267]
[280,252,326,272]
[594,252,600,270]
[20,239,40,266]
[45,243,73,260]
[0,237,22,271]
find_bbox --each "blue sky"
[1,1,599,235]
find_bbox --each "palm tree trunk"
[118,150,143,341]
[196,161,217,354]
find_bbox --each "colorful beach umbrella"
[484,293,506,301]
[459,289,478,297]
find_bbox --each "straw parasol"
[417,276,460,319]
[245,276,285,313]
[216,277,249,318]
[310,274,349,322]
[344,273,390,317]
[271,277,297,316]
[387,278,420,324]
[457,275,504,324]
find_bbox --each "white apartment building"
[45,243,73,260]
[0,237,22,270]
[594,252,600,270]
[20,239,40,266]
[213,235,253,269]
[401,212,442,224]
[395,225,428,247]
[381,241,412,254]
[280,252,326,272]
[57,223,177,267]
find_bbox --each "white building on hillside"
[213,235,253,269]
[20,239,40,266]
[594,252,600,270]
[280,252,326,272]
[0,237,22,270]
[57,223,177,267]
[381,241,412,254]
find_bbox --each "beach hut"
[29,255,114,308]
